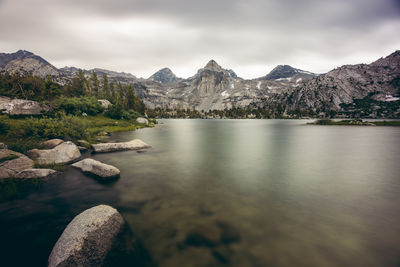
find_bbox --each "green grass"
[370,121,400,126]
[0,154,19,164]
[309,119,400,126]
[0,114,153,153]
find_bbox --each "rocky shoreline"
[0,136,152,266]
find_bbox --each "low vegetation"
[0,114,152,153]
[309,119,400,126]
[0,71,152,153]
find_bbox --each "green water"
[98,119,400,266]
[1,119,400,266]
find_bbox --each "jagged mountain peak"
[204,59,224,72]
[264,65,316,80]
[149,67,180,84]
[0,49,59,77]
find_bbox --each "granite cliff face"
[139,59,317,111]
[287,50,400,113]
[0,49,399,116]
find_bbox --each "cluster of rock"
[0,137,150,180]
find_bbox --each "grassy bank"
[0,114,154,153]
[309,119,400,126]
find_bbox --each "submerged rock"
[15,168,57,179]
[136,117,149,125]
[48,205,125,267]
[184,220,240,248]
[27,141,81,166]
[0,149,34,178]
[185,224,222,247]
[91,139,150,153]
[72,158,120,179]
[40,139,64,149]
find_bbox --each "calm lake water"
[1,119,400,266]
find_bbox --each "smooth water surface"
[1,119,400,266]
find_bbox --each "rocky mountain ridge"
[0,49,399,117]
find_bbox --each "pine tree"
[102,74,109,99]
[90,71,100,97]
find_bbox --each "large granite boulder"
[39,139,64,149]
[27,141,81,166]
[136,117,149,125]
[91,139,150,153]
[0,149,34,178]
[72,159,120,179]
[48,205,125,267]
[0,96,48,115]
[15,168,57,179]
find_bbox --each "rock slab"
[0,96,47,115]
[40,139,64,149]
[48,205,125,267]
[27,141,81,166]
[0,149,34,178]
[91,139,150,153]
[72,159,120,179]
[15,168,56,179]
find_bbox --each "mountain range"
[0,49,399,117]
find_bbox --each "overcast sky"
[0,0,399,79]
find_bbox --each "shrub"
[0,116,10,134]
[12,113,88,141]
[53,96,104,116]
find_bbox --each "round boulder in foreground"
[72,158,120,179]
[48,205,125,267]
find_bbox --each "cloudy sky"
[0,0,399,79]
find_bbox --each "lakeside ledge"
[91,139,151,153]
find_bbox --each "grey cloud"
[0,0,399,78]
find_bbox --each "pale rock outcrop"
[72,158,120,179]
[136,117,149,125]
[48,205,125,267]
[98,99,112,109]
[15,168,57,179]
[27,141,81,166]
[0,96,47,115]
[40,139,64,149]
[0,149,34,178]
[91,139,150,153]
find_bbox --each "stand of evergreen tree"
[0,71,146,117]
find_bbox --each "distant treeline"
[0,71,145,115]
